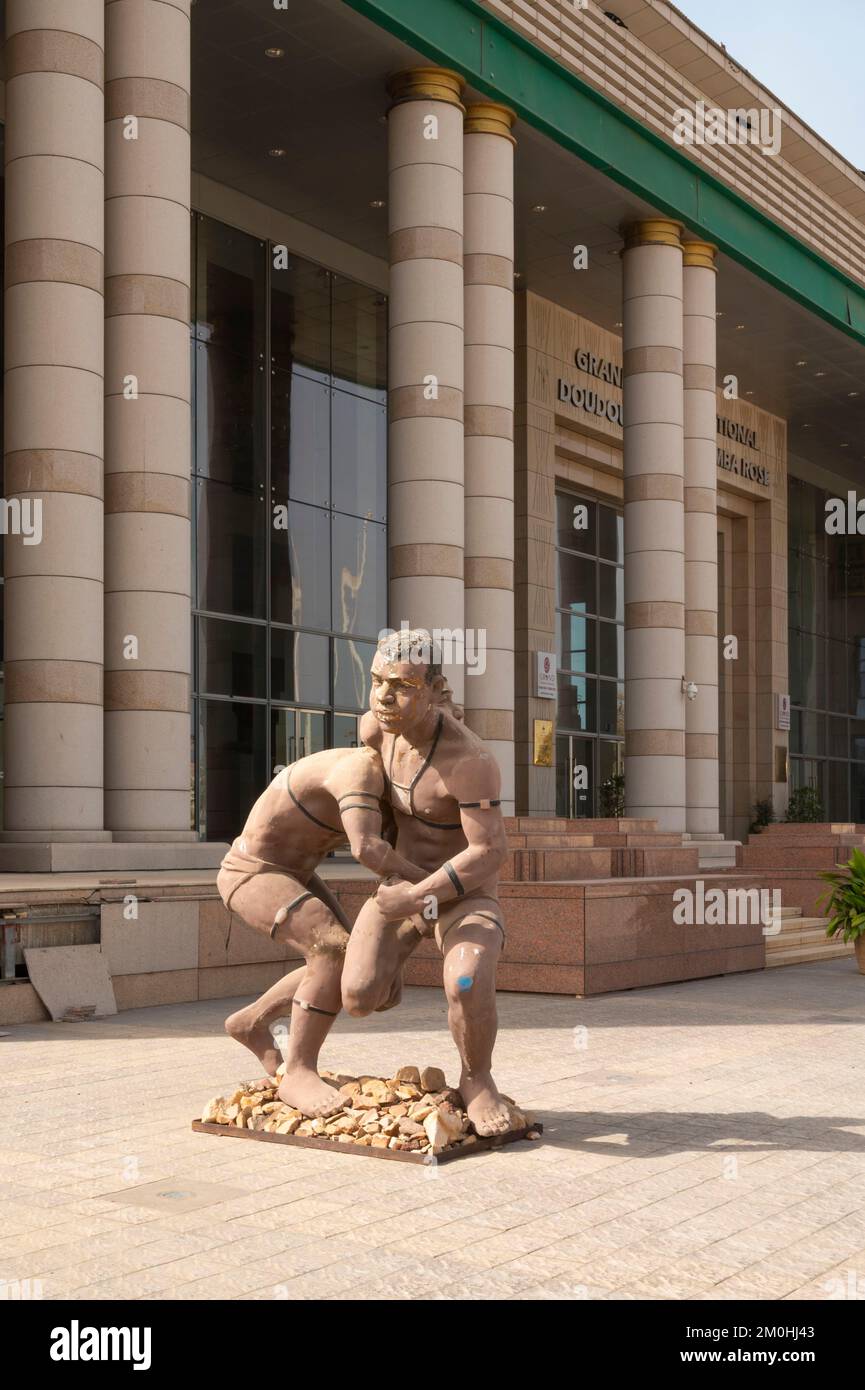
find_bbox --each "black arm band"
[444,861,465,897]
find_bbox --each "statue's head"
[369,628,462,734]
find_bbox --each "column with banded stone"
[622,219,686,833]
[103,0,193,838]
[683,241,720,835]
[463,101,516,812]
[386,68,466,702]
[2,0,106,836]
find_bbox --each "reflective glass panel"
[271,370,330,508]
[334,638,376,711]
[331,389,386,521]
[202,699,267,843]
[271,254,331,379]
[271,502,331,629]
[194,217,265,359]
[331,514,386,638]
[270,629,329,705]
[558,613,595,673]
[196,478,266,620]
[598,505,623,564]
[557,673,595,733]
[557,553,595,614]
[331,275,386,399]
[556,493,596,554]
[198,618,265,699]
[194,341,265,491]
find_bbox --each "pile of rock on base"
[200,1064,539,1155]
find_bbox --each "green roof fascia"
[343,0,865,347]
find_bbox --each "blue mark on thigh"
[457,974,474,991]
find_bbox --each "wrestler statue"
[341,630,512,1137]
[216,744,426,1118]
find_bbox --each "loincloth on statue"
[408,891,506,954]
[217,840,315,938]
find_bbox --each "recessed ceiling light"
[369,199,386,208]
[614,321,622,328]
[796,360,807,367]
[802,423,812,428]
[715,311,724,318]
[265,47,284,58]
[848,391,859,397]
[735,323,745,330]
[841,443,849,448]
[815,371,826,377]
[745,390,753,396]
[531,204,547,214]
[268,147,286,158]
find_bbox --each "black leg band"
[291,997,338,1018]
[270,890,314,939]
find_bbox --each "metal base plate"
[191,1118,542,1164]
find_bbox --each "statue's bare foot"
[225,1005,284,1080]
[460,1070,513,1136]
[277,1066,344,1118]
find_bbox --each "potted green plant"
[786,785,824,822]
[599,770,625,819]
[749,798,775,834]
[817,846,865,974]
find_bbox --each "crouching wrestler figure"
[216,743,426,1118]
[341,631,512,1136]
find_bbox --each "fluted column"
[386,68,466,702]
[463,102,516,812]
[2,0,106,834]
[683,240,719,834]
[103,0,193,837]
[622,219,686,833]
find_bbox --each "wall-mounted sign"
[536,651,557,699]
[776,693,791,731]
[559,339,772,490]
[716,415,770,487]
[533,719,553,767]
[557,377,623,426]
[573,349,623,387]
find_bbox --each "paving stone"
[3,963,865,1299]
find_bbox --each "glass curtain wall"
[788,474,865,820]
[554,489,625,817]
[192,215,387,841]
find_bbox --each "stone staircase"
[502,816,699,881]
[737,822,865,871]
[764,905,854,968]
[736,823,861,968]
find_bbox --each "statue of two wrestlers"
[216,630,512,1137]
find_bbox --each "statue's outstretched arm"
[339,802,427,883]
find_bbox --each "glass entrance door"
[556,736,594,818]
[272,707,327,771]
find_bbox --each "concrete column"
[683,241,719,834]
[2,0,106,834]
[103,0,193,838]
[463,102,516,812]
[622,219,686,832]
[386,68,466,702]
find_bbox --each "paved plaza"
[2,959,865,1301]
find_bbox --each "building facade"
[1,0,864,878]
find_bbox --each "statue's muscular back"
[236,745,384,877]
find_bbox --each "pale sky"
[676,0,864,170]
